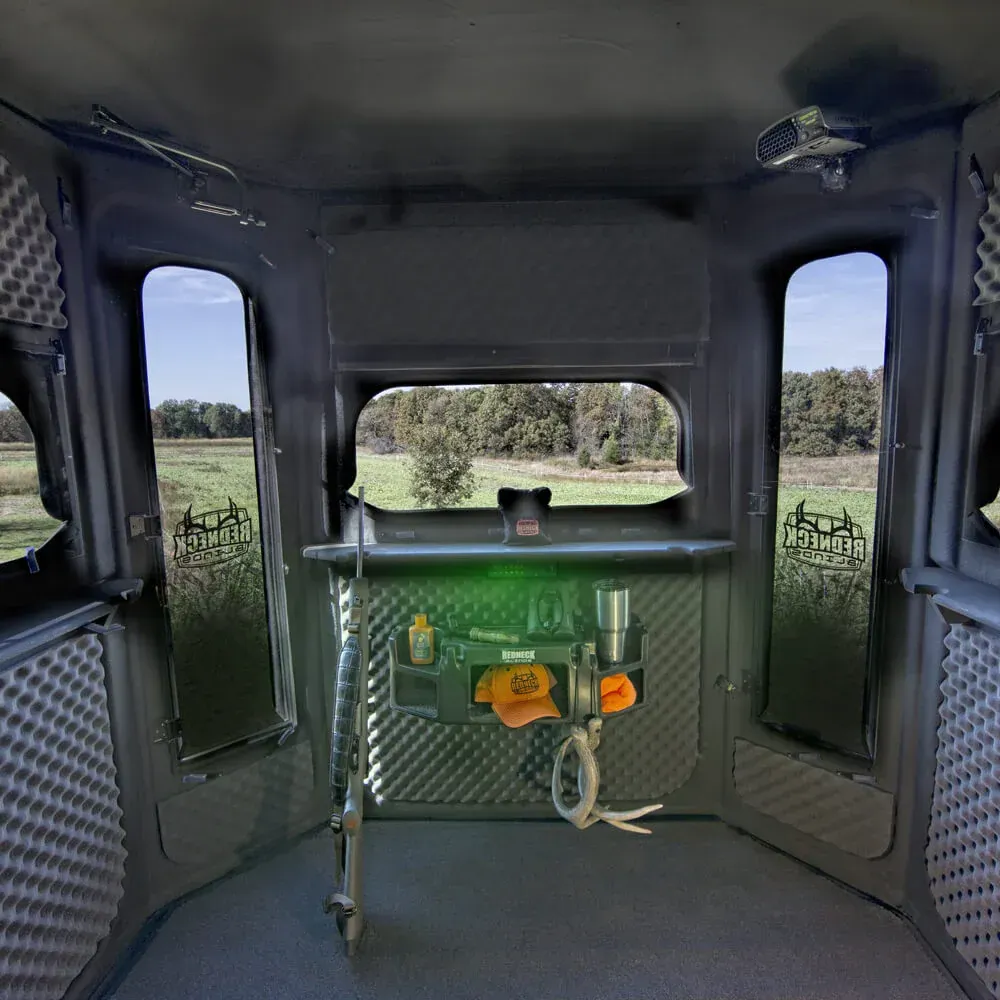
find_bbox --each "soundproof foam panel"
[733,738,895,859]
[338,572,702,806]
[975,172,1000,306]
[927,624,1000,998]
[157,740,315,866]
[0,155,67,329]
[0,631,126,1000]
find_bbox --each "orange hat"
[475,664,561,728]
[600,673,637,714]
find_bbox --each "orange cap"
[600,673,637,714]
[474,664,561,728]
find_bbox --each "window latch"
[154,717,182,745]
[127,513,162,540]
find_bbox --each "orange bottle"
[409,614,434,664]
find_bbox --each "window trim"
[0,336,81,592]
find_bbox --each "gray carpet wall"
[109,821,960,1000]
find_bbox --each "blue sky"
[139,253,888,407]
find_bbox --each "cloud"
[783,253,888,371]
[143,266,243,306]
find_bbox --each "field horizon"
[2,440,997,560]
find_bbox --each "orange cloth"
[475,664,561,728]
[600,673,637,714]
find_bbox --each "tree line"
[359,369,884,466]
[149,399,252,439]
[0,398,253,442]
[1,368,884,457]
[780,367,883,456]
[358,383,678,468]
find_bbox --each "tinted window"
[764,253,889,756]
[142,267,282,758]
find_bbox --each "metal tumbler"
[594,579,630,666]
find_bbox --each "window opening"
[141,266,283,757]
[763,252,889,756]
[0,393,63,564]
[352,382,684,510]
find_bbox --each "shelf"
[901,566,1000,633]
[0,599,113,673]
[388,623,649,725]
[302,538,734,573]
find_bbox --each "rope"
[551,718,663,835]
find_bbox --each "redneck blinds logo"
[501,649,537,663]
[782,501,866,572]
[173,498,253,569]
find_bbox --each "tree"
[357,391,402,452]
[150,400,251,439]
[779,368,883,456]
[408,425,476,507]
[156,399,208,438]
[574,382,624,457]
[204,402,243,439]
[473,384,573,457]
[621,384,677,461]
[395,387,448,448]
[601,433,622,465]
[0,402,31,442]
[149,407,166,439]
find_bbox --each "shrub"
[577,447,592,468]
[408,425,476,507]
[601,434,622,466]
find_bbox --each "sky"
[139,253,888,407]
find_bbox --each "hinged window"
[762,252,890,757]
[140,267,293,760]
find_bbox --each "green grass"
[353,452,681,508]
[0,438,987,756]
[150,440,275,755]
[767,486,878,752]
[0,446,63,561]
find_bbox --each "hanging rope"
[551,718,663,835]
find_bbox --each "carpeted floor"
[108,820,961,1000]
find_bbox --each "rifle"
[323,486,369,955]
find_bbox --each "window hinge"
[50,338,67,375]
[154,717,182,745]
[127,512,162,540]
[974,317,1000,357]
[747,492,769,516]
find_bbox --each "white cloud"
[143,266,243,306]
[783,253,888,372]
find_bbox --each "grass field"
[0,438,994,753]
[4,441,999,560]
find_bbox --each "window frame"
[138,265,296,763]
[957,316,1000,585]
[0,329,82,599]
[342,376,693,524]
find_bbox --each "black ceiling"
[1,0,998,190]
